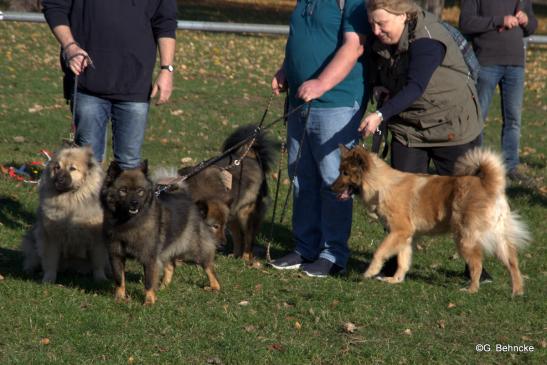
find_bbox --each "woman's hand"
[271,68,288,96]
[358,112,382,137]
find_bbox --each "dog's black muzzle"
[54,171,73,192]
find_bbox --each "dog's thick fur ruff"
[332,145,530,295]
[21,146,108,283]
[102,161,221,305]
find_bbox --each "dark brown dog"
[180,124,276,262]
[101,161,221,305]
[332,145,530,295]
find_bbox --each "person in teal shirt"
[270,0,370,277]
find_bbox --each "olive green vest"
[371,11,483,147]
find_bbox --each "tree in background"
[416,0,445,19]
[8,0,41,12]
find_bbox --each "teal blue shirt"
[285,0,370,108]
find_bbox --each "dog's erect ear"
[195,200,209,219]
[140,160,149,175]
[339,144,351,157]
[106,161,123,181]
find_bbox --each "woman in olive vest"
[359,0,490,282]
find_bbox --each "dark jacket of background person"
[459,0,537,67]
[369,11,482,147]
[42,0,177,102]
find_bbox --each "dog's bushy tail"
[150,167,186,189]
[222,124,276,173]
[453,148,506,196]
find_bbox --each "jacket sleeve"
[520,0,538,37]
[41,0,71,29]
[151,0,177,39]
[459,0,504,35]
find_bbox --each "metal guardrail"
[1,11,546,44]
[0,11,290,35]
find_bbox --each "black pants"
[382,136,483,277]
[390,136,481,175]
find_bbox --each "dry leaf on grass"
[40,338,50,345]
[342,322,357,333]
[294,321,302,330]
[447,303,457,309]
[238,300,249,306]
[403,328,412,336]
[437,320,446,329]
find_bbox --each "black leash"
[370,99,389,159]
[278,102,312,225]
[155,95,311,196]
[65,53,94,146]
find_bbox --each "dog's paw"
[459,286,478,294]
[363,268,381,279]
[382,276,404,284]
[143,290,157,306]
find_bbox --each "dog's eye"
[137,189,145,197]
[118,188,127,196]
[52,164,60,171]
[211,224,221,231]
[69,166,78,172]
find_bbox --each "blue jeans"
[477,65,525,172]
[287,102,363,269]
[73,92,149,169]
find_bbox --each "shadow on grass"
[0,246,146,296]
[0,195,35,230]
[507,185,547,207]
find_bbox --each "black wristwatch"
[160,65,174,72]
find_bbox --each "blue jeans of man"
[73,92,149,169]
[477,65,525,172]
[287,102,363,269]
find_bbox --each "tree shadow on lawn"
[0,246,144,296]
[507,185,547,207]
[0,195,35,230]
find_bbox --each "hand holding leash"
[63,42,92,75]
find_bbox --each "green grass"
[1,21,546,365]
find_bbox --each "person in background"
[459,0,537,184]
[360,0,492,282]
[42,0,177,169]
[270,0,371,278]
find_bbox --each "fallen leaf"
[447,303,457,309]
[437,320,446,329]
[294,321,302,330]
[342,322,357,333]
[181,157,193,164]
[13,136,25,143]
[207,357,223,365]
[40,338,50,345]
[540,339,546,348]
[244,325,256,333]
[267,343,283,351]
[128,356,135,364]
[28,104,44,113]
[403,328,412,336]
[238,300,249,306]
[170,109,183,116]
[521,335,532,341]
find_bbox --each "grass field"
[1,8,546,365]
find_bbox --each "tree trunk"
[415,0,445,20]
[8,0,41,12]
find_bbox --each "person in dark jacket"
[459,0,537,184]
[42,0,177,169]
[359,0,491,282]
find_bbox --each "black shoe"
[270,252,311,270]
[507,168,535,187]
[464,264,493,284]
[301,258,345,278]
